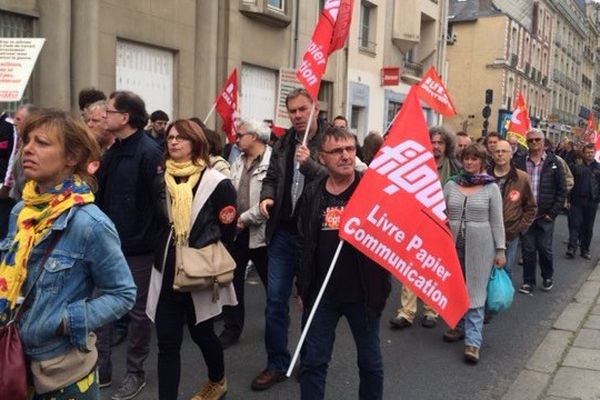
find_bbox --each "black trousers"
[568,199,599,254]
[222,228,268,337]
[155,249,224,400]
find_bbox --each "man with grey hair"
[516,128,566,295]
[220,119,272,348]
[84,100,114,153]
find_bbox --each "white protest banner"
[275,68,303,129]
[0,38,45,102]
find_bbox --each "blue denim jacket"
[1,202,137,361]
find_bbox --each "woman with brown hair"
[442,144,505,364]
[146,119,237,400]
[0,109,136,399]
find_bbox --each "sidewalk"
[502,260,600,400]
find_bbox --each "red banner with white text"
[296,0,353,100]
[339,86,468,328]
[215,68,238,143]
[415,67,456,117]
[506,93,529,148]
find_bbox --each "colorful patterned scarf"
[164,159,206,245]
[0,176,94,321]
[451,170,496,187]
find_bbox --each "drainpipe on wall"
[292,0,300,68]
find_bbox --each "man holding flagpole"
[253,88,327,390]
[295,126,390,400]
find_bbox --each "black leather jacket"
[260,120,328,243]
[295,173,391,317]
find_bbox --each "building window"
[387,100,402,126]
[116,40,175,117]
[317,81,333,122]
[239,0,291,27]
[510,27,518,56]
[359,1,377,54]
[267,0,284,11]
[240,63,277,122]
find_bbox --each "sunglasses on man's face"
[527,138,542,143]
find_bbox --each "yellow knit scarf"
[164,159,206,245]
[0,176,94,320]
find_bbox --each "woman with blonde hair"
[146,119,237,400]
[0,109,136,399]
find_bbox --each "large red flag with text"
[339,87,468,328]
[415,67,456,117]
[506,93,529,147]
[296,0,353,100]
[215,68,238,143]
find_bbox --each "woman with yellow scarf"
[146,119,237,400]
[0,109,136,399]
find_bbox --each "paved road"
[101,213,599,400]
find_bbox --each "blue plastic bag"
[485,267,514,314]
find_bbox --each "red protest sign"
[506,93,529,147]
[215,68,238,143]
[339,86,468,328]
[415,66,456,117]
[297,0,353,100]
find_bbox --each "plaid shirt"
[526,152,546,201]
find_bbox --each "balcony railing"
[358,38,377,55]
[403,60,423,77]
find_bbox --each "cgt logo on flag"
[370,140,447,222]
[339,86,468,328]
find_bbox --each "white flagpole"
[300,103,316,147]
[291,102,316,207]
[203,101,218,125]
[286,240,345,378]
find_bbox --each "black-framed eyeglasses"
[321,145,356,156]
[106,109,126,114]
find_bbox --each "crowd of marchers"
[0,87,598,400]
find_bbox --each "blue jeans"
[456,307,485,348]
[522,218,554,286]
[300,299,383,400]
[503,237,520,279]
[265,228,296,372]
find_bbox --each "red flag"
[271,125,286,138]
[506,93,529,147]
[297,0,354,100]
[415,67,456,117]
[339,87,468,328]
[215,68,238,143]
[583,111,597,145]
